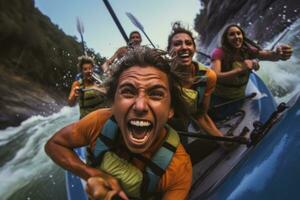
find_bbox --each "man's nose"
[133,95,148,114]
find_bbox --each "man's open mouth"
[128,120,153,144]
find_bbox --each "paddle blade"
[126,12,144,31]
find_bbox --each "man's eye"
[149,90,164,99]
[120,88,136,97]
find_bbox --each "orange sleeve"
[72,108,112,149]
[159,144,193,200]
[204,68,217,96]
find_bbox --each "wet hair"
[105,46,190,120]
[167,21,196,51]
[77,55,95,71]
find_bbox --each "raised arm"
[257,44,293,61]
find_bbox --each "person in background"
[210,24,293,120]
[167,22,224,138]
[45,47,192,200]
[68,55,109,119]
[101,31,142,75]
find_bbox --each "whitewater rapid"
[258,18,300,103]
[0,106,79,200]
[0,18,299,200]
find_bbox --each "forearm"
[211,60,248,82]
[68,94,77,106]
[257,50,280,61]
[197,114,224,137]
[45,139,102,180]
[216,67,247,81]
[258,44,293,61]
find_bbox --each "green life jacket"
[183,62,208,115]
[91,119,180,199]
[78,79,109,119]
[214,61,250,100]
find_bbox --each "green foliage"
[0,0,106,93]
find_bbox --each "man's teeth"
[130,120,151,127]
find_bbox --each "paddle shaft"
[212,92,257,109]
[178,131,249,145]
[102,0,129,44]
[140,29,156,48]
[196,50,211,59]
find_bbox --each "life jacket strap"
[92,119,118,166]
[195,68,208,105]
[142,125,179,197]
[92,120,180,198]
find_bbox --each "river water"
[1,18,300,200]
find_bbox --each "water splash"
[258,18,300,103]
[0,106,79,199]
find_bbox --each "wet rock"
[0,67,66,130]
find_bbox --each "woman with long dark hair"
[210,24,292,119]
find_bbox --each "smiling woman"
[44,47,192,200]
[210,24,293,120]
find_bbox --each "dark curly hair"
[77,55,95,72]
[105,46,190,120]
[167,21,196,51]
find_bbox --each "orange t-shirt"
[204,67,217,96]
[71,108,192,200]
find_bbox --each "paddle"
[126,12,156,48]
[196,50,211,59]
[212,92,257,109]
[102,0,129,44]
[178,126,250,145]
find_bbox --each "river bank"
[0,65,67,130]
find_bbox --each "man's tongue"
[131,126,148,139]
